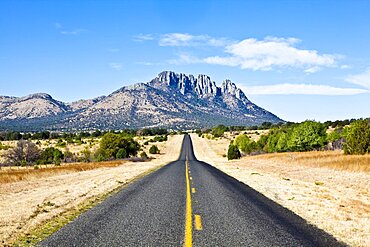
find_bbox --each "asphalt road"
[41,135,345,247]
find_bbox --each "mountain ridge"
[0,71,283,131]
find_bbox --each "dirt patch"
[0,134,184,246]
[190,134,370,247]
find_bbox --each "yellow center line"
[184,155,192,247]
[192,188,196,194]
[194,215,203,231]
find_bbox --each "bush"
[227,144,241,160]
[96,133,140,160]
[116,148,127,159]
[212,125,228,138]
[152,135,168,142]
[140,151,149,159]
[38,147,64,165]
[234,134,257,154]
[149,145,160,154]
[80,147,92,162]
[55,139,66,147]
[5,140,40,166]
[344,120,370,154]
[0,142,10,150]
[287,121,327,151]
[63,148,77,163]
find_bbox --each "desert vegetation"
[0,128,171,168]
[191,133,370,246]
[219,119,370,159]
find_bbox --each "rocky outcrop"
[0,71,283,131]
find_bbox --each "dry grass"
[0,134,184,246]
[0,160,126,184]
[190,134,370,247]
[258,151,370,173]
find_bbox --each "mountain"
[0,71,283,131]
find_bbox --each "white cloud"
[60,29,86,35]
[54,23,86,35]
[159,33,231,47]
[168,53,202,65]
[137,33,341,72]
[135,61,164,66]
[133,34,154,42]
[340,64,351,69]
[109,63,123,71]
[204,37,337,71]
[241,83,369,95]
[304,66,321,74]
[346,67,370,89]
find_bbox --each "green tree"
[211,125,228,138]
[344,120,370,154]
[287,121,327,151]
[149,145,160,154]
[227,144,241,160]
[234,134,258,154]
[97,133,140,160]
[116,148,127,159]
[140,151,149,159]
[327,129,342,143]
[39,147,64,165]
[80,147,91,162]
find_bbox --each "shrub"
[227,144,241,160]
[38,147,64,165]
[96,133,140,160]
[149,145,160,154]
[0,142,10,150]
[234,134,258,154]
[344,120,370,154]
[287,121,327,151]
[152,135,168,142]
[55,139,66,147]
[5,140,41,166]
[116,148,127,159]
[212,125,228,138]
[63,148,77,163]
[140,151,149,159]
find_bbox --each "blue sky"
[1,0,370,122]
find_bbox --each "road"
[41,135,345,247]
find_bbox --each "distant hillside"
[0,71,283,131]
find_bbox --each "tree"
[149,145,160,154]
[80,147,92,162]
[234,134,257,154]
[227,144,241,160]
[96,133,140,160]
[211,125,228,138]
[38,147,64,165]
[344,120,370,154]
[116,149,127,159]
[63,148,77,163]
[287,121,327,151]
[6,140,40,166]
[140,151,148,159]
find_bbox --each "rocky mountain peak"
[221,79,248,102]
[150,71,250,99]
[22,93,53,101]
[0,71,282,130]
